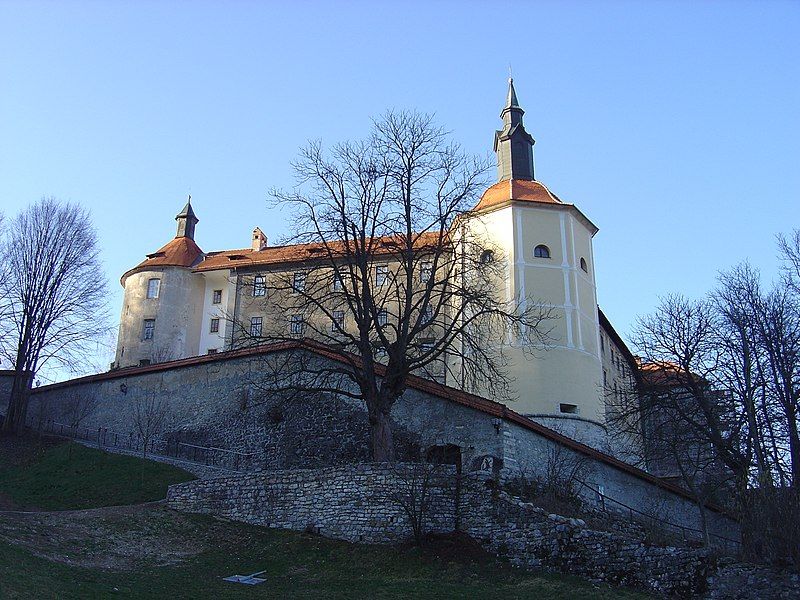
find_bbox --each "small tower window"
[142,319,155,340]
[420,262,433,283]
[253,275,267,297]
[559,403,578,414]
[292,272,306,293]
[534,245,551,259]
[580,257,589,273]
[375,265,388,287]
[146,278,160,299]
[212,289,222,304]
[377,308,388,326]
[331,310,345,332]
[250,316,263,337]
[290,314,305,335]
[210,318,220,333]
[480,250,495,265]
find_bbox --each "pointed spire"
[175,195,199,239]
[494,78,535,182]
[506,77,520,109]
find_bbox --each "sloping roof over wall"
[193,232,443,273]
[121,236,205,284]
[33,340,728,515]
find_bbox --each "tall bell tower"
[463,80,607,449]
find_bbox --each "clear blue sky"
[1,0,798,372]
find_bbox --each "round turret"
[114,199,205,368]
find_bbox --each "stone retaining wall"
[24,347,739,544]
[167,463,459,544]
[168,463,735,597]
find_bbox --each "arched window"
[534,244,550,259]
[580,257,589,273]
[480,249,495,265]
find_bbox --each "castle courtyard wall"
[21,347,738,546]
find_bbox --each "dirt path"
[0,502,224,571]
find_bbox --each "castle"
[113,80,639,456]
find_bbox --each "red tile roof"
[474,179,564,212]
[193,233,444,273]
[34,340,731,516]
[121,236,204,284]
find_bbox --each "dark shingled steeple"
[494,78,535,182]
[175,195,199,239]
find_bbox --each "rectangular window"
[600,335,605,353]
[603,369,608,387]
[292,272,306,293]
[143,319,155,340]
[250,316,263,337]
[332,271,343,292]
[422,305,434,325]
[375,265,388,287]
[374,344,388,358]
[331,310,345,332]
[146,278,160,299]
[420,262,433,283]
[420,337,436,352]
[559,403,578,414]
[377,308,388,326]
[290,314,304,335]
[212,289,222,304]
[253,275,267,297]
[207,348,218,355]
[138,359,151,367]
[210,318,220,333]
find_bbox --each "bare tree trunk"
[787,402,800,488]
[2,370,32,433]
[370,409,395,462]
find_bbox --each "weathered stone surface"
[24,348,738,544]
[166,464,768,598]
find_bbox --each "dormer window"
[146,278,160,299]
[534,245,551,259]
[580,257,589,273]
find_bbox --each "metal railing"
[30,418,255,472]
[575,478,742,553]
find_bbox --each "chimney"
[252,227,268,251]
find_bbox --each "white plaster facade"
[113,80,642,454]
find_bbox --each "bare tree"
[384,461,452,546]
[0,198,109,433]
[633,295,752,495]
[234,111,553,461]
[133,392,169,460]
[60,388,99,431]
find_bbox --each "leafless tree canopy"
[235,111,553,461]
[133,392,169,459]
[608,231,800,560]
[0,197,109,433]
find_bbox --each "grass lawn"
[0,508,651,600]
[0,436,652,599]
[0,436,195,510]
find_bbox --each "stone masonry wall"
[167,463,459,544]
[23,348,738,546]
[168,463,729,597]
[0,371,14,413]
